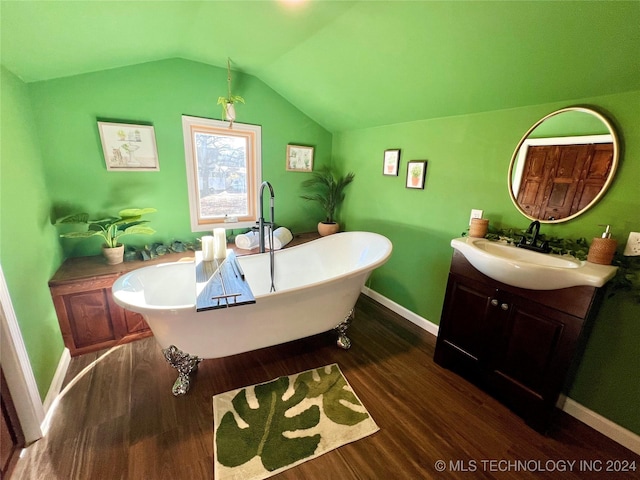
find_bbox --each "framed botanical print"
[406,160,427,189]
[286,145,314,172]
[383,149,401,176]
[98,121,159,171]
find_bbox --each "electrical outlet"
[623,232,640,256]
[469,209,483,225]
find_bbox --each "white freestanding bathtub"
[112,231,392,394]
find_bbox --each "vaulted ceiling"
[2,1,639,132]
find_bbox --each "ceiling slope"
[1,1,638,132]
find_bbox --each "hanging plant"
[217,57,245,128]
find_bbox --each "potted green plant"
[56,208,157,264]
[300,168,355,236]
[217,58,244,126]
[410,164,421,186]
[217,95,244,125]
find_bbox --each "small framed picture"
[286,145,314,172]
[98,121,159,171]
[383,149,401,176]
[406,160,427,189]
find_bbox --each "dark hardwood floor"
[12,295,640,479]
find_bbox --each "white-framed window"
[182,115,261,231]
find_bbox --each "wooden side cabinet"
[434,250,604,432]
[49,232,320,357]
[49,253,191,356]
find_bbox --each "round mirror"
[508,107,619,223]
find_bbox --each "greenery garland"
[463,226,640,303]
[124,240,197,262]
[123,229,245,262]
[128,228,639,303]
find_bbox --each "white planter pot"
[224,103,236,122]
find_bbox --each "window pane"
[195,133,248,219]
[182,116,261,231]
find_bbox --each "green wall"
[1,58,332,399]
[2,55,638,436]
[529,110,610,138]
[0,66,65,398]
[334,90,640,435]
[28,58,333,257]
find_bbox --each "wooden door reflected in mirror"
[509,107,619,223]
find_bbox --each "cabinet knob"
[490,299,499,307]
[501,303,509,311]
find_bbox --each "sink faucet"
[517,220,551,253]
[258,181,276,292]
[527,220,540,245]
[258,181,275,254]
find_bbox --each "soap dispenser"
[587,225,617,265]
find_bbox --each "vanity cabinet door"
[488,292,584,429]
[434,273,504,373]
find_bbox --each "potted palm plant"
[56,208,157,264]
[300,168,355,236]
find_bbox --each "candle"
[201,236,215,261]
[214,228,227,259]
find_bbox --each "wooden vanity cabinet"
[434,250,604,432]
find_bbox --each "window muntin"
[182,116,261,231]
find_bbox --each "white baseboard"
[0,266,46,443]
[562,398,640,455]
[361,286,439,336]
[42,348,70,415]
[361,287,640,455]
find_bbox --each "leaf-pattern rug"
[213,364,379,480]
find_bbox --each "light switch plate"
[623,232,640,256]
[469,209,483,225]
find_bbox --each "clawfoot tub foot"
[334,309,355,350]
[162,345,202,396]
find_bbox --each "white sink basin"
[451,237,618,290]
